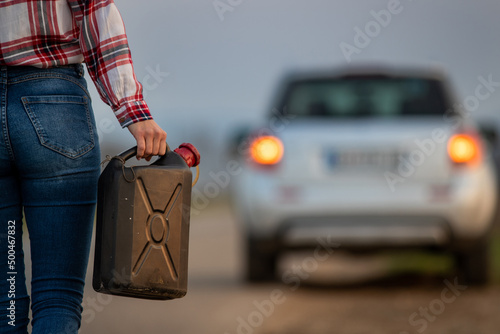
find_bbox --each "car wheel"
[246,237,279,283]
[454,237,490,286]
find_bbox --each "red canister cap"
[174,143,200,167]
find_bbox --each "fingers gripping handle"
[118,143,172,162]
[117,142,200,168]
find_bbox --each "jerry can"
[93,143,200,300]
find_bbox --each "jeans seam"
[9,73,91,100]
[1,74,15,162]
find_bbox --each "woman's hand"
[127,120,167,161]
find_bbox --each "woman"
[0,1,166,332]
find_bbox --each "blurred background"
[95,0,500,174]
[79,0,500,333]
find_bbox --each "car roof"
[281,64,449,84]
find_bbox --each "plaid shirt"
[0,0,152,127]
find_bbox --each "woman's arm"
[67,0,166,159]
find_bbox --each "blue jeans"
[0,65,100,333]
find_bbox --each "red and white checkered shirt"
[0,0,152,127]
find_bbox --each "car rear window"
[282,77,449,118]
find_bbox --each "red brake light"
[447,134,481,165]
[249,136,284,165]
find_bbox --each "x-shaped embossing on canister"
[132,178,182,281]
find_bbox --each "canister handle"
[117,143,172,162]
[112,142,200,187]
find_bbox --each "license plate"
[324,148,397,170]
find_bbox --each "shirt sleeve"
[67,0,153,128]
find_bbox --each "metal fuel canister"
[93,142,200,300]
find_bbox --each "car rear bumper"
[279,215,451,249]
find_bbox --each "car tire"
[454,237,490,286]
[245,237,279,283]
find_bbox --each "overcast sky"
[91,0,500,173]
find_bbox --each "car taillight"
[249,136,284,165]
[447,133,481,165]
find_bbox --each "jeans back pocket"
[22,95,95,159]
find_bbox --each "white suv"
[231,67,498,285]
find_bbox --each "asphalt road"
[18,199,499,334]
